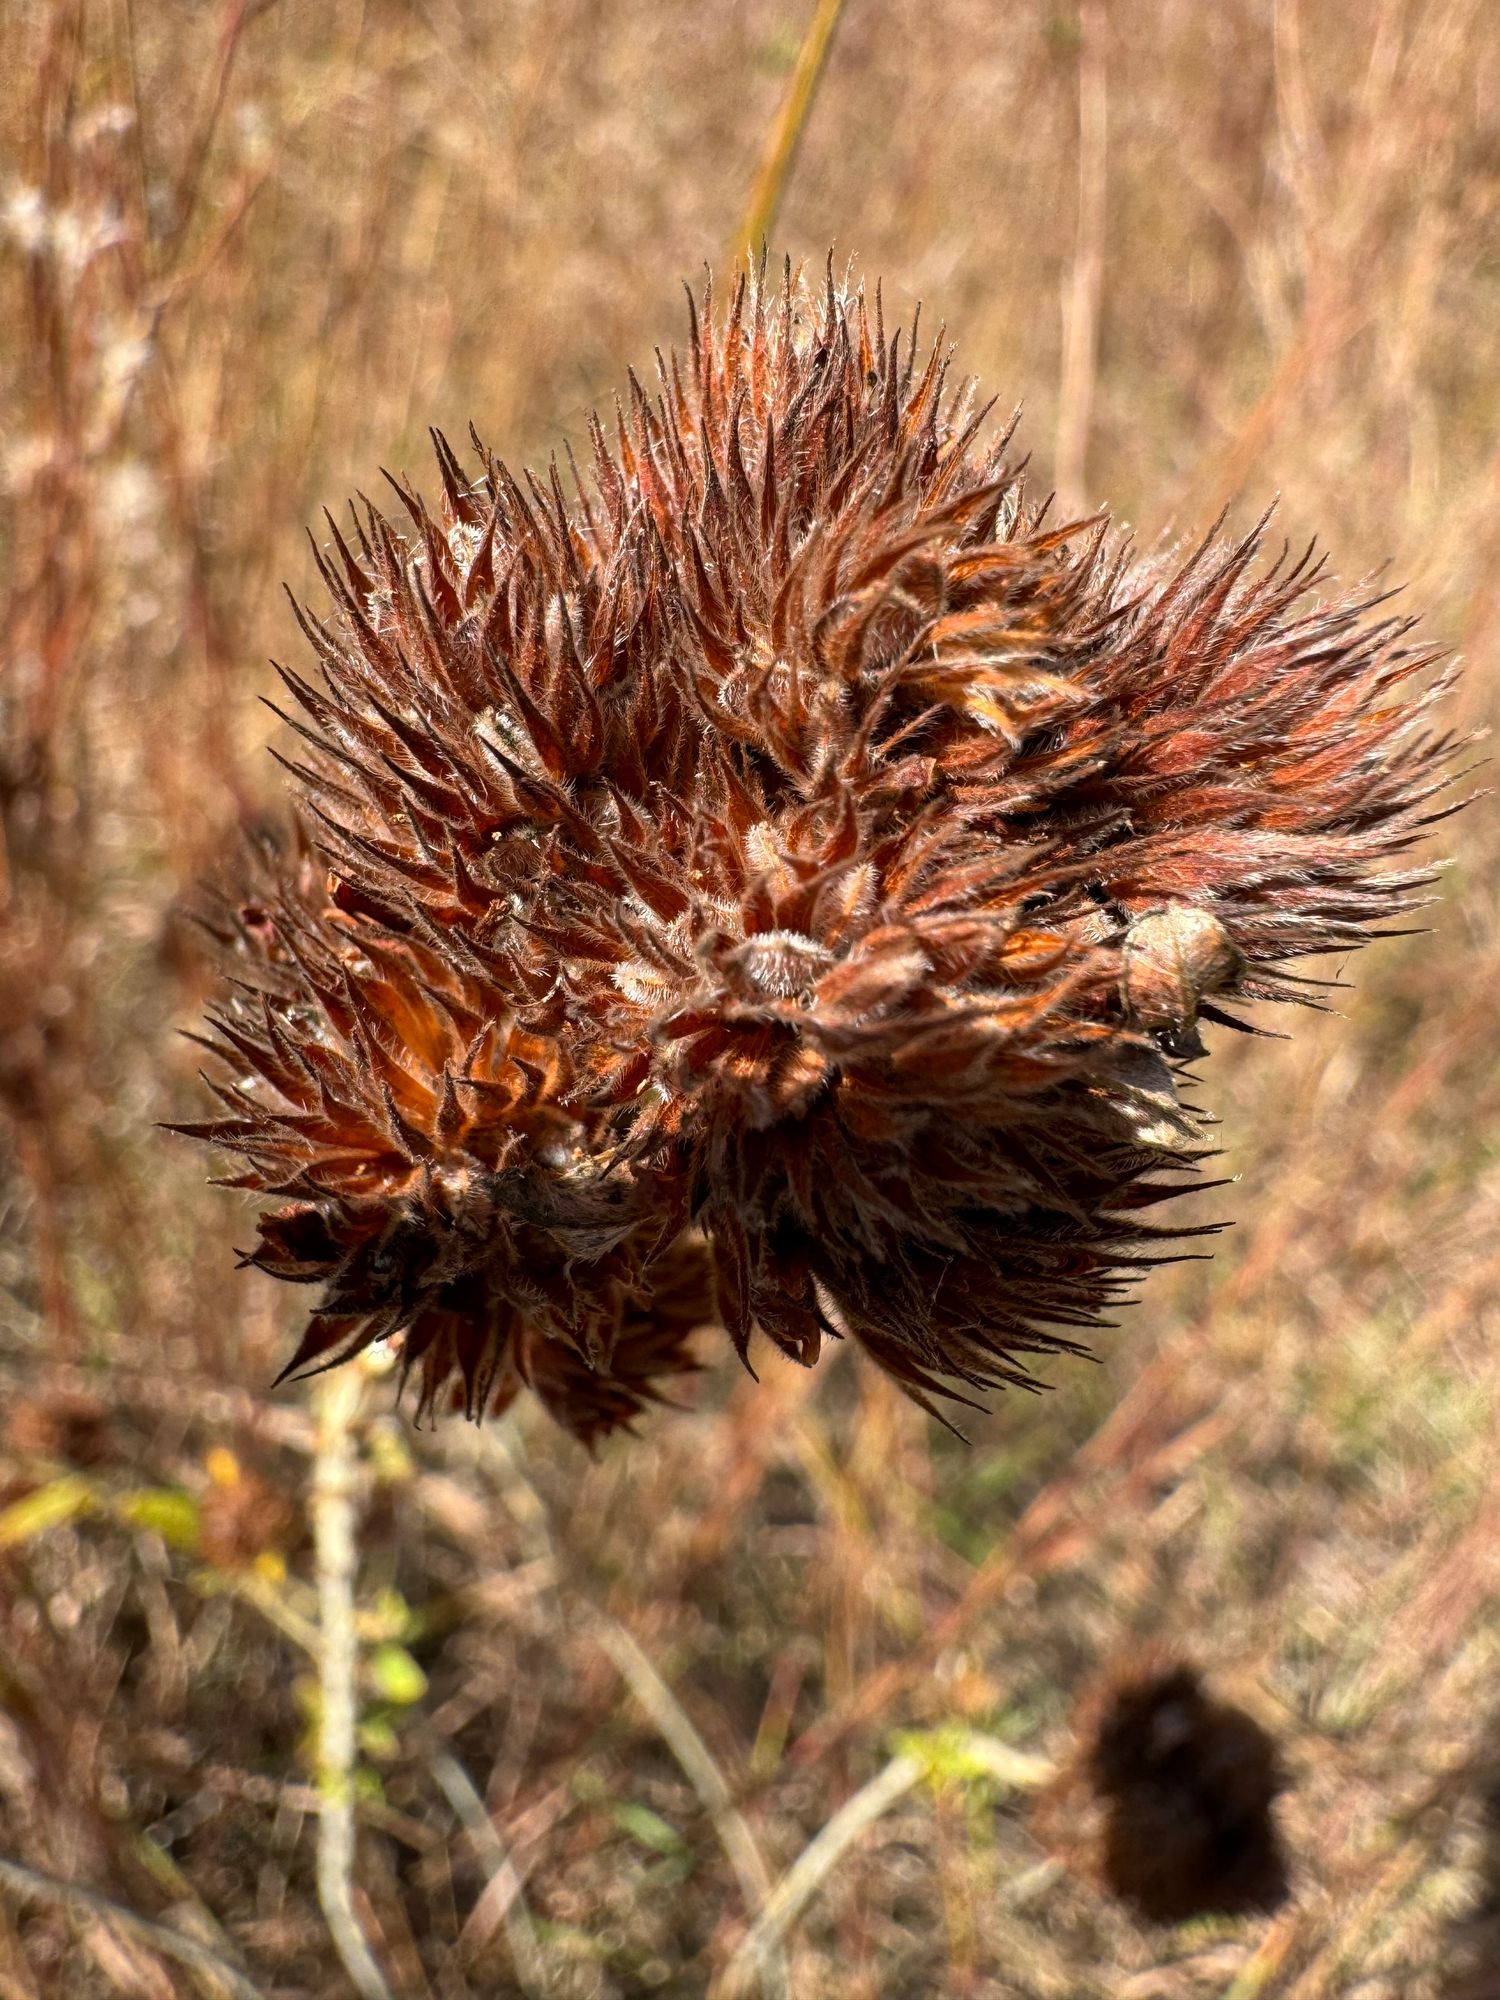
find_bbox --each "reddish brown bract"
[179,263,1457,1442]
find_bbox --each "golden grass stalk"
[733,0,848,261]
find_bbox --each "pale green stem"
[311,1362,395,2000]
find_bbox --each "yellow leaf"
[368,1643,427,1706]
[0,1477,93,1549]
[115,1487,202,1551]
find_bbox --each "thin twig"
[310,1365,395,2000]
[428,1748,548,1998]
[476,1431,787,1997]
[1054,0,1109,515]
[944,1736,1055,1790]
[161,0,278,263]
[593,1613,788,1999]
[0,1853,268,2000]
[719,1734,1052,1997]
[718,1753,923,1999]
[733,0,848,261]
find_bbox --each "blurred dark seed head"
[10,1389,117,1471]
[174,259,1462,1444]
[1039,1651,1291,1925]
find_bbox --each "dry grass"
[2,2,1500,1994]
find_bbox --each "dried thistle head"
[176,260,1460,1443]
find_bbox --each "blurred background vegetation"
[2,1,1499,1994]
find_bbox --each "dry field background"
[3,1,1500,1994]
